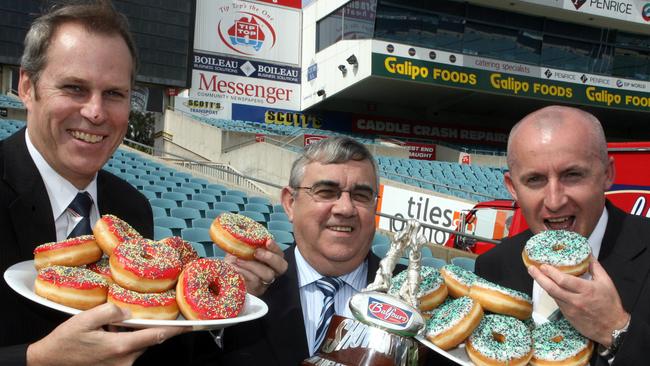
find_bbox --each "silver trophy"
[303,220,427,366]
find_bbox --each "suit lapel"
[3,129,56,257]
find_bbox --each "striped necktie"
[314,276,344,352]
[67,192,93,238]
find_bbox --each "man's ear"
[603,156,615,191]
[18,69,35,109]
[280,187,295,222]
[504,171,519,202]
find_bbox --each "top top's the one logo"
[572,0,587,9]
[218,12,277,56]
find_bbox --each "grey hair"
[288,137,379,190]
[21,0,138,88]
[507,105,609,169]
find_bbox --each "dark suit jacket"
[475,201,650,366]
[0,129,187,365]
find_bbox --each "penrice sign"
[372,52,650,113]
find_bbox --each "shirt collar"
[294,246,367,290]
[25,129,98,221]
[587,206,608,260]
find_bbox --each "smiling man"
[475,105,650,365]
[0,2,191,366]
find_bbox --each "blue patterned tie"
[314,276,344,352]
[67,192,93,238]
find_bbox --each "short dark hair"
[21,0,138,87]
[288,137,379,189]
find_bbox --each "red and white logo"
[218,12,276,56]
[367,299,411,325]
[572,0,587,9]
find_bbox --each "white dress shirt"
[294,246,368,356]
[25,129,100,241]
[532,207,608,321]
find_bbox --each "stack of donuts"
[413,231,594,365]
[33,215,247,321]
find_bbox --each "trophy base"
[302,315,420,366]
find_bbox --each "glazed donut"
[110,238,182,293]
[522,230,591,276]
[469,279,532,320]
[388,266,448,311]
[176,258,246,320]
[158,236,200,267]
[33,235,102,270]
[425,296,484,350]
[209,213,273,260]
[466,314,533,366]
[34,265,108,310]
[93,214,142,256]
[440,263,479,298]
[86,257,113,284]
[107,284,179,320]
[531,318,593,366]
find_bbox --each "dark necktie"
[314,276,344,352]
[67,191,93,238]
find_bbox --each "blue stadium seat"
[190,241,208,258]
[212,244,227,258]
[226,190,247,198]
[149,198,177,216]
[207,183,228,192]
[269,212,289,222]
[172,186,195,199]
[267,221,293,232]
[161,191,187,207]
[154,216,186,237]
[192,193,218,209]
[222,195,245,209]
[151,170,171,179]
[127,178,149,190]
[143,185,166,198]
[140,174,161,184]
[422,257,447,269]
[157,180,177,192]
[239,211,266,225]
[166,176,186,187]
[174,172,192,181]
[244,203,270,214]
[206,209,228,219]
[277,242,291,251]
[372,233,391,247]
[154,226,173,240]
[116,172,136,181]
[171,207,202,227]
[200,188,223,197]
[182,182,203,193]
[213,202,240,213]
[182,200,210,217]
[272,204,285,213]
[248,196,271,206]
[372,244,390,258]
[192,218,214,229]
[152,206,167,218]
[126,168,145,177]
[190,177,210,188]
[181,228,213,257]
[451,256,476,272]
[269,229,294,245]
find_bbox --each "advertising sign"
[231,104,322,127]
[173,96,233,119]
[377,185,476,245]
[353,115,508,146]
[190,69,300,110]
[372,52,650,113]
[252,0,301,8]
[304,134,327,146]
[404,142,437,160]
[193,52,300,84]
[195,0,301,65]
[459,152,472,165]
[606,142,650,217]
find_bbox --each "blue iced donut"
[440,263,479,298]
[388,266,448,311]
[466,314,533,366]
[531,318,593,366]
[522,230,591,276]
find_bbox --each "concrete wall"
[155,110,222,161]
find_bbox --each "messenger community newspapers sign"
[378,185,492,245]
[372,42,650,113]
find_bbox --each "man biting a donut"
[475,105,650,365]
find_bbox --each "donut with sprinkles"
[440,263,479,298]
[93,214,142,256]
[388,266,448,311]
[158,236,200,267]
[176,258,246,320]
[34,235,102,270]
[86,256,113,284]
[425,296,484,350]
[108,284,179,320]
[531,318,593,366]
[523,230,591,276]
[469,278,533,320]
[466,314,533,366]
[210,213,273,260]
[110,238,182,293]
[34,265,108,310]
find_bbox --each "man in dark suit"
[475,106,650,365]
[0,2,187,365]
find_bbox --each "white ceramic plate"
[416,335,473,365]
[4,260,268,330]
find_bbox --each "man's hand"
[528,258,630,346]
[26,303,189,366]
[225,238,288,296]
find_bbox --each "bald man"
[475,106,650,365]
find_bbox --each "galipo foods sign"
[372,53,650,112]
[195,0,301,65]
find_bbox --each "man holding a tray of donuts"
[475,105,650,365]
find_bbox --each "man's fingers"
[538,264,584,294]
[114,326,189,351]
[75,303,131,330]
[254,248,288,276]
[528,265,573,303]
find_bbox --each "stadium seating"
[154,216,186,236]
[451,256,476,272]
[269,229,294,245]
[268,221,293,232]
